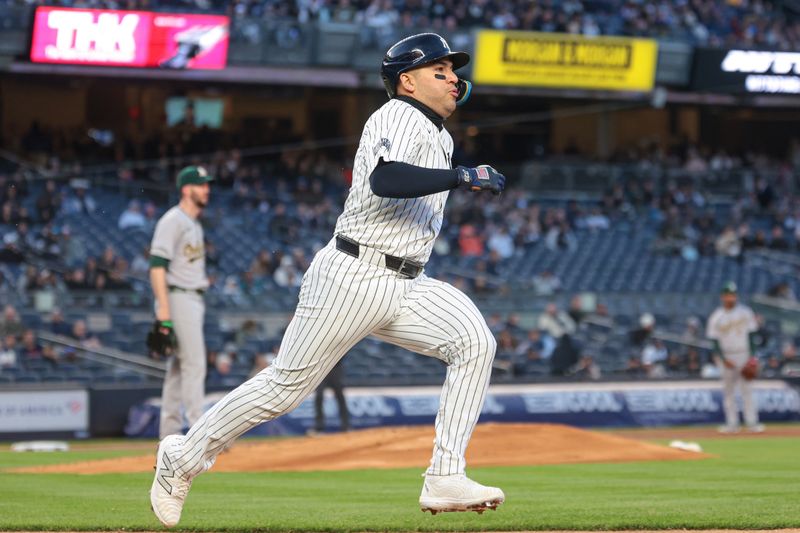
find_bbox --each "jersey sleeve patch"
[373,138,392,157]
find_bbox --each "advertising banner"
[0,389,89,433]
[124,381,800,438]
[692,48,800,94]
[472,30,658,91]
[30,7,229,69]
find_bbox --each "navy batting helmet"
[381,33,471,100]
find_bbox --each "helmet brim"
[447,51,470,71]
[404,51,470,74]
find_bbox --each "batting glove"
[456,165,506,196]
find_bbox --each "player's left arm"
[370,159,505,198]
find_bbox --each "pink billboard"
[30,7,229,69]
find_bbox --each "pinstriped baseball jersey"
[150,206,209,290]
[166,96,498,495]
[335,98,453,263]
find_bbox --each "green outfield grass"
[0,431,798,532]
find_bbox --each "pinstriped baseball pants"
[174,238,497,478]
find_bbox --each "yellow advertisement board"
[473,30,658,92]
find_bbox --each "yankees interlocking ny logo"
[157,452,177,494]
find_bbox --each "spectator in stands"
[249,249,276,278]
[629,312,655,348]
[70,319,101,350]
[273,256,302,288]
[238,270,266,297]
[4,222,34,257]
[769,225,790,250]
[48,308,72,337]
[0,232,24,263]
[458,224,484,257]
[625,354,644,376]
[538,302,579,375]
[545,220,577,251]
[19,329,58,367]
[755,178,775,211]
[98,245,118,275]
[60,225,87,268]
[0,334,17,368]
[532,270,562,296]
[763,355,784,378]
[571,354,601,380]
[290,247,310,273]
[665,351,685,375]
[715,225,741,258]
[131,246,151,279]
[641,338,669,378]
[65,267,90,290]
[107,258,133,290]
[685,348,702,376]
[62,182,97,215]
[486,226,515,259]
[514,329,546,367]
[268,203,299,243]
[767,281,797,302]
[205,239,220,270]
[581,208,610,231]
[751,229,769,250]
[681,316,703,343]
[35,180,61,224]
[0,201,18,226]
[208,352,234,383]
[0,271,9,299]
[0,305,24,339]
[539,303,576,341]
[118,200,147,231]
[780,340,798,372]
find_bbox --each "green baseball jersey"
[150,206,208,290]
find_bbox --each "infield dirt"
[12,422,710,474]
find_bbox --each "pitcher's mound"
[13,423,709,475]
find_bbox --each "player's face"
[405,60,459,118]
[188,182,210,208]
[721,292,737,309]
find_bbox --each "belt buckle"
[396,257,417,279]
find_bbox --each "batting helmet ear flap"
[456,79,472,107]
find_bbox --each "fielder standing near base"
[148,165,213,439]
[150,33,506,527]
[706,282,764,434]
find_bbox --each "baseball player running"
[706,282,764,434]
[150,33,506,527]
[149,166,212,439]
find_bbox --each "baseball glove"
[741,357,759,380]
[146,320,177,359]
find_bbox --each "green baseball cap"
[721,281,738,294]
[176,165,214,190]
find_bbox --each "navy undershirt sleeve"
[369,159,460,198]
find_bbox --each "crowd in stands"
[3,275,800,383]
[9,0,800,50]
[4,115,800,383]
[5,123,800,305]
[487,297,800,381]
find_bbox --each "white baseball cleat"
[150,435,192,528]
[717,425,740,434]
[746,424,765,433]
[419,474,504,514]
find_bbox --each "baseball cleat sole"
[421,498,503,515]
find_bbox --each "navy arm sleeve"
[369,159,460,198]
